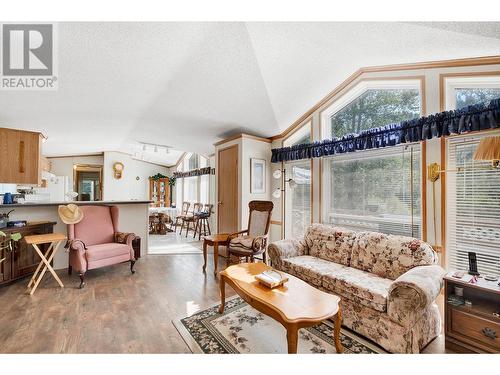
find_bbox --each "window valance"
[173,166,213,179]
[271,98,500,163]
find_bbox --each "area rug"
[173,297,385,354]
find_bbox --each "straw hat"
[58,204,84,225]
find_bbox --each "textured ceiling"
[0,22,499,163]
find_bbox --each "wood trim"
[214,133,271,147]
[421,140,427,242]
[271,55,500,141]
[281,116,313,145]
[46,152,104,159]
[270,220,282,226]
[440,136,447,266]
[439,70,500,111]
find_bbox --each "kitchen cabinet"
[0,221,56,286]
[0,127,43,185]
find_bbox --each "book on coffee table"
[255,269,289,288]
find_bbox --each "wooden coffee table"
[202,234,230,275]
[219,262,343,354]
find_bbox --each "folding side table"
[24,233,67,295]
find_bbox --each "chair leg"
[250,255,254,263]
[263,251,267,264]
[180,221,184,235]
[68,265,72,275]
[78,272,86,289]
[185,221,189,238]
[130,260,136,274]
[206,219,211,235]
[193,220,198,239]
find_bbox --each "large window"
[444,75,500,110]
[446,134,500,275]
[322,145,421,237]
[175,153,209,207]
[444,79,500,274]
[283,122,312,238]
[322,80,422,139]
[321,80,422,237]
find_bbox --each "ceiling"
[0,22,499,164]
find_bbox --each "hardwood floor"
[0,238,447,354]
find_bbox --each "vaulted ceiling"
[0,22,499,164]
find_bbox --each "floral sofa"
[267,224,445,353]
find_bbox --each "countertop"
[0,200,153,208]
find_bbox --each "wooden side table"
[202,234,229,275]
[24,233,67,295]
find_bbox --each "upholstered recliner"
[67,205,136,288]
[268,223,446,353]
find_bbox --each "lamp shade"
[473,136,500,162]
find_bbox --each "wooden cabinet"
[0,127,43,185]
[445,276,500,353]
[149,177,170,207]
[0,222,56,286]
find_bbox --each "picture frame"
[250,158,266,194]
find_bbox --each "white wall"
[102,151,170,201]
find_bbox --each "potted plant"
[0,230,22,266]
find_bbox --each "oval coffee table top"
[220,262,340,324]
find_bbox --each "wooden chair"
[180,203,202,237]
[226,200,274,266]
[194,203,213,240]
[173,202,191,233]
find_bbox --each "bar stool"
[25,233,67,295]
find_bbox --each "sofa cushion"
[85,243,130,262]
[350,231,438,280]
[282,255,391,312]
[305,224,356,266]
[281,256,333,287]
[321,265,392,312]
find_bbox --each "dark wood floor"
[0,242,447,353]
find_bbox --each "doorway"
[217,144,238,234]
[73,164,102,201]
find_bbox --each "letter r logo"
[2,24,53,76]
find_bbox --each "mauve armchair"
[67,205,136,288]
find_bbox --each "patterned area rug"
[173,297,385,354]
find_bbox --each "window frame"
[319,77,425,238]
[175,152,210,206]
[441,73,500,111]
[440,73,500,267]
[281,120,313,239]
[320,78,425,140]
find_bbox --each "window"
[283,122,312,238]
[322,145,421,237]
[175,153,210,206]
[444,75,500,110]
[321,79,422,237]
[446,134,500,275]
[322,80,422,139]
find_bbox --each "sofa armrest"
[387,265,446,327]
[115,232,136,247]
[267,238,307,269]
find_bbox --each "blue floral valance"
[271,98,500,163]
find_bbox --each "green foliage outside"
[455,88,500,109]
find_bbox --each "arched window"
[321,79,423,238]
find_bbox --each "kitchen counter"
[0,200,152,208]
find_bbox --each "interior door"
[217,145,238,234]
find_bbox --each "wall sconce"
[113,162,124,179]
